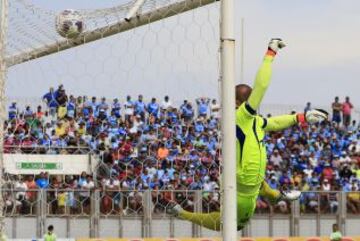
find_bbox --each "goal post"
[0,0,8,238]
[220,0,237,239]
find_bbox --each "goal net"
[0,0,226,238]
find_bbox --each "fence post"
[142,190,153,237]
[242,219,251,237]
[290,198,300,236]
[90,189,100,238]
[316,193,321,236]
[339,191,347,235]
[192,190,202,238]
[268,205,273,237]
[37,189,46,238]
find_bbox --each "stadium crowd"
[2,85,360,216]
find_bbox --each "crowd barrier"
[76,237,360,241]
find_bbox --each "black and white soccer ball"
[56,9,84,39]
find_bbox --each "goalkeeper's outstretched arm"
[264,109,329,132]
[264,114,297,132]
[247,39,286,111]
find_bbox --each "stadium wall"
[4,217,360,238]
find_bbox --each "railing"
[4,145,92,154]
[2,189,360,238]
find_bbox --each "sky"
[4,0,360,113]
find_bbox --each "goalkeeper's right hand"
[297,109,329,125]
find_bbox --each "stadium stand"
[2,85,359,216]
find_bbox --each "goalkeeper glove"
[297,109,329,125]
[268,38,286,53]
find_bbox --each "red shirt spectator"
[322,164,334,181]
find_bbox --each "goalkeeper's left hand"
[297,109,329,125]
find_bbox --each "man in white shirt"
[322,179,331,191]
[14,177,28,201]
[269,149,283,167]
[80,175,95,214]
[339,151,351,164]
[124,95,134,121]
[161,96,172,110]
[210,99,220,119]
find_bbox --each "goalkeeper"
[168,38,328,231]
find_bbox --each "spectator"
[44,225,57,241]
[134,95,145,120]
[23,106,33,119]
[157,143,169,160]
[36,172,49,189]
[332,96,342,125]
[330,224,342,241]
[25,175,37,202]
[342,96,353,127]
[210,99,220,119]
[161,95,172,110]
[347,185,360,213]
[269,149,283,167]
[42,87,58,116]
[196,97,210,117]
[124,95,134,121]
[304,102,311,113]
[111,98,121,118]
[8,102,18,120]
[67,96,76,118]
[56,87,68,119]
[147,97,160,117]
[79,175,95,214]
[98,97,109,114]
[181,101,194,121]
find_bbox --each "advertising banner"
[4,154,96,175]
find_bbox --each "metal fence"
[2,189,360,238]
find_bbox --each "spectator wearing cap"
[342,96,353,127]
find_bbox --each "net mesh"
[2,0,222,238]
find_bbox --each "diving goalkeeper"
[168,38,328,231]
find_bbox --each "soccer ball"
[56,9,84,39]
